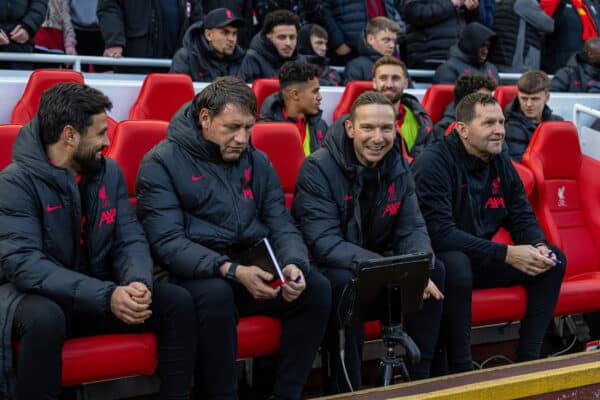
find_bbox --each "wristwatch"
[225,262,239,282]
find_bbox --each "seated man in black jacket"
[505,70,563,162]
[136,77,331,400]
[293,91,444,394]
[170,8,245,82]
[551,37,600,93]
[0,83,196,399]
[260,60,328,155]
[412,92,566,374]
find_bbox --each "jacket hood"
[357,30,383,60]
[249,32,298,67]
[260,92,324,124]
[298,24,315,56]
[183,21,245,63]
[458,22,496,64]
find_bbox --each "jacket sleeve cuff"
[211,255,231,278]
[283,257,310,277]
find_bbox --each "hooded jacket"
[504,98,563,162]
[239,32,300,83]
[297,24,343,86]
[170,21,245,82]
[433,22,500,84]
[398,93,434,158]
[344,31,384,82]
[411,131,546,264]
[136,100,310,279]
[551,52,600,92]
[260,92,329,154]
[292,116,432,271]
[0,119,153,398]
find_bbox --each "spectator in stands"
[0,83,196,400]
[0,0,48,69]
[489,0,555,73]
[260,61,328,155]
[135,77,331,400]
[34,0,77,56]
[345,17,401,82]
[372,55,433,158]
[402,0,479,70]
[70,0,110,72]
[541,0,600,73]
[433,22,500,85]
[297,23,343,86]
[505,70,563,162]
[292,91,445,393]
[239,10,301,82]
[411,92,566,374]
[433,73,496,140]
[551,37,600,92]
[97,0,202,61]
[170,8,245,82]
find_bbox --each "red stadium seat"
[252,79,280,119]
[422,84,454,125]
[495,85,518,112]
[237,316,282,359]
[105,120,169,207]
[332,81,374,121]
[251,122,304,209]
[0,125,21,170]
[522,121,600,316]
[129,74,195,122]
[102,116,118,156]
[10,70,84,124]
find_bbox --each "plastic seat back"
[129,74,195,122]
[0,125,22,170]
[333,81,374,121]
[252,79,280,119]
[495,85,518,112]
[422,84,454,125]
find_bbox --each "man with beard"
[0,83,196,399]
[292,91,444,393]
[372,55,433,159]
[411,92,566,374]
[433,22,500,85]
[260,60,328,155]
[551,37,600,92]
[170,8,245,82]
[297,23,343,86]
[240,10,301,83]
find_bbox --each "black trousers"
[12,282,197,400]
[175,271,331,400]
[321,261,446,394]
[437,245,566,373]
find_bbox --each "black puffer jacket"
[260,92,329,154]
[170,21,245,82]
[239,32,301,83]
[411,132,546,264]
[551,52,600,93]
[136,100,310,278]
[321,0,369,50]
[398,93,434,158]
[433,102,456,141]
[0,0,47,42]
[292,116,432,271]
[344,31,382,82]
[433,22,499,84]
[504,98,563,162]
[297,24,343,86]
[402,0,479,69]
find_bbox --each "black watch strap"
[225,262,239,282]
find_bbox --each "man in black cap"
[171,8,245,82]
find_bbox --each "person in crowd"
[345,17,401,82]
[0,0,48,69]
[135,76,331,400]
[260,60,328,155]
[297,23,343,86]
[411,92,566,374]
[239,9,301,83]
[70,0,110,72]
[402,0,480,70]
[433,73,497,140]
[97,0,202,61]
[489,0,555,73]
[372,55,433,159]
[0,83,196,400]
[292,91,444,393]
[433,22,499,85]
[35,0,77,56]
[505,70,563,162]
[170,8,245,82]
[541,0,600,73]
[551,36,600,92]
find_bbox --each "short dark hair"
[310,24,328,40]
[366,17,400,36]
[262,9,300,35]
[38,82,112,145]
[195,76,257,117]
[454,74,497,104]
[349,91,394,121]
[373,55,407,78]
[517,70,551,94]
[456,92,499,123]
[278,60,322,91]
